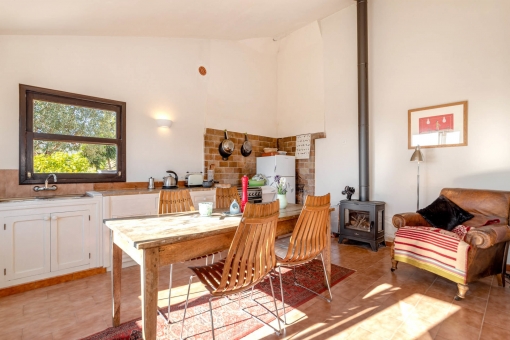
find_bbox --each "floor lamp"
[410,145,424,211]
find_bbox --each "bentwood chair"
[275,193,332,324]
[158,189,218,323]
[180,201,282,340]
[215,187,241,209]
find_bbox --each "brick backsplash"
[204,128,325,203]
[204,128,278,187]
[277,132,325,204]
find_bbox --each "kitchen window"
[19,84,126,184]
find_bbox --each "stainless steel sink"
[0,194,90,203]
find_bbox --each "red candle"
[241,175,249,212]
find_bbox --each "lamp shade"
[156,118,173,128]
[410,145,424,162]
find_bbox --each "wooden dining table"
[104,203,332,340]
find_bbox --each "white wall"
[205,38,278,137]
[316,0,510,237]
[277,21,325,137]
[0,36,278,181]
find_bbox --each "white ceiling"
[0,0,352,40]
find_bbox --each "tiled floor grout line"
[477,277,493,340]
[387,276,439,340]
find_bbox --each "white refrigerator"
[256,155,296,204]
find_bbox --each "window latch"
[118,171,122,177]
[27,172,32,179]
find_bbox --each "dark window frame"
[19,84,127,184]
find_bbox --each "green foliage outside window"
[32,100,118,173]
[34,152,92,173]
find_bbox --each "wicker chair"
[274,193,332,324]
[215,187,241,209]
[180,201,282,339]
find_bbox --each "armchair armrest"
[465,224,510,249]
[392,213,432,229]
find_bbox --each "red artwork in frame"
[418,114,454,134]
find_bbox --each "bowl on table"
[248,179,265,187]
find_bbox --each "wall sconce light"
[156,119,173,128]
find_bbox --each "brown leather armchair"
[392,188,510,300]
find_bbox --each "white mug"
[199,202,214,216]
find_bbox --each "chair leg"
[319,253,333,302]
[208,297,216,340]
[454,283,469,301]
[278,266,287,324]
[391,244,398,272]
[157,264,174,324]
[268,274,282,334]
[290,255,332,303]
[180,275,194,340]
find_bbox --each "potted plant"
[272,175,289,209]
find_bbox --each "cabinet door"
[3,214,51,280]
[50,210,90,271]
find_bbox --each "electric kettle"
[162,171,178,189]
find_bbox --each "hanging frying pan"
[218,129,235,160]
[241,133,252,157]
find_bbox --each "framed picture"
[408,101,468,149]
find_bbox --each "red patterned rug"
[83,260,354,340]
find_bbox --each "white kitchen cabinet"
[3,214,51,280]
[0,196,101,289]
[99,189,216,269]
[50,210,90,271]
[190,190,216,209]
[100,193,159,269]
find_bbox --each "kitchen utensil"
[198,202,213,216]
[162,171,178,189]
[263,147,278,153]
[240,133,252,157]
[203,179,214,188]
[207,169,214,181]
[148,177,155,189]
[218,130,235,160]
[241,175,248,212]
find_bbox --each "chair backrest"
[280,193,331,265]
[159,190,195,214]
[440,188,510,225]
[214,201,280,294]
[216,187,241,209]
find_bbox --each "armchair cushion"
[417,195,474,231]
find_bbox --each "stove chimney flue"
[357,0,369,202]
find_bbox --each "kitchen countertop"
[88,187,216,197]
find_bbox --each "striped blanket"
[394,226,471,284]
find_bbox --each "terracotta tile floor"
[1,241,510,340]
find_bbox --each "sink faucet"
[33,174,58,192]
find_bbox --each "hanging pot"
[240,133,252,157]
[218,130,235,161]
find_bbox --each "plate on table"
[221,211,243,217]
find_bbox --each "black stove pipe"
[357,0,369,202]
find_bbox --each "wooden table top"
[105,203,304,250]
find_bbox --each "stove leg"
[369,241,378,252]
[338,236,345,244]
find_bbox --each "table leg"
[322,213,332,286]
[112,236,122,327]
[141,247,160,340]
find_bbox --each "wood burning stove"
[338,200,385,251]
